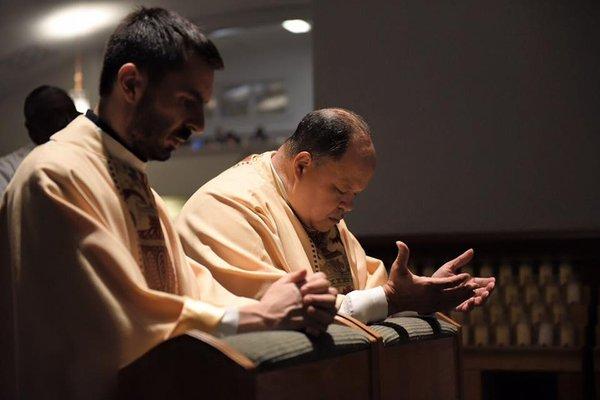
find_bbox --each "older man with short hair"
[176,108,495,323]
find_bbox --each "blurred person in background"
[0,85,79,196]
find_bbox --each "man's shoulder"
[200,154,276,202]
[22,140,81,167]
[13,139,102,189]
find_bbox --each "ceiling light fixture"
[209,27,245,39]
[70,55,90,113]
[37,3,129,41]
[282,19,311,34]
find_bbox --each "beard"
[128,91,191,161]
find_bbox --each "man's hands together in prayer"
[383,241,494,315]
[238,270,337,336]
[300,272,339,336]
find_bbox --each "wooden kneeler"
[118,316,381,400]
[329,313,463,400]
[366,312,463,400]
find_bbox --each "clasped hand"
[250,270,338,336]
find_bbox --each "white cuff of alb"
[213,307,240,337]
[338,286,389,323]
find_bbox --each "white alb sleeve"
[213,307,240,337]
[338,286,389,323]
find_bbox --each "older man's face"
[288,137,376,232]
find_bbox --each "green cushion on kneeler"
[222,324,372,371]
[438,319,459,336]
[369,316,458,346]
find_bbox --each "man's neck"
[271,147,294,195]
[271,148,321,235]
[94,100,147,162]
[97,99,134,148]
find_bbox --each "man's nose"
[187,108,205,133]
[340,196,354,212]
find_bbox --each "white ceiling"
[0,0,310,95]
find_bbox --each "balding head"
[273,108,376,232]
[285,108,375,164]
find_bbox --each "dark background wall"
[313,0,600,237]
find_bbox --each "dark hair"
[24,85,79,145]
[285,108,371,160]
[99,7,224,96]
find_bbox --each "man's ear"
[292,151,312,181]
[116,63,147,105]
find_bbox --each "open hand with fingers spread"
[382,241,478,315]
[431,249,496,312]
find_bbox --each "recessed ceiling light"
[282,19,311,34]
[209,27,245,39]
[37,3,129,41]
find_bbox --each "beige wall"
[313,0,600,236]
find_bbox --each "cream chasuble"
[176,151,388,302]
[0,115,255,399]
